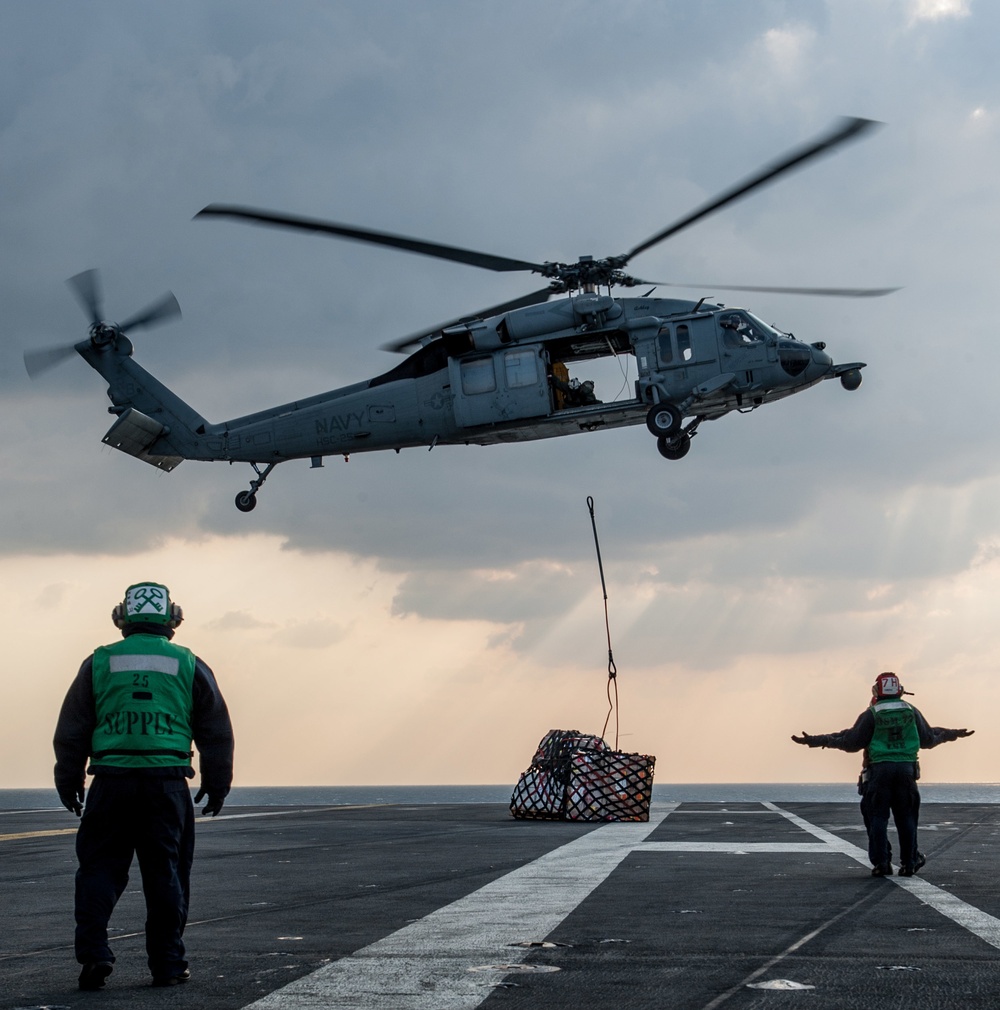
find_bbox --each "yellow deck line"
[0,827,78,842]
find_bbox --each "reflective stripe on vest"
[868,699,920,764]
[91,636,196,768]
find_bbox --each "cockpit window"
[719,311,773,347]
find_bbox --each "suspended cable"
[587,495,619,750]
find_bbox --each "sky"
[2,0,997,789]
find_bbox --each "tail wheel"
[657,433,691,460]
[646,403,682,437]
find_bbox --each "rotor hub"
[89,322,120,348]
[537,252,647,293]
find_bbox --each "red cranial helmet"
[873,672,903,699]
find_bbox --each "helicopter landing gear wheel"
[234,461,279,512]
[657,433,691,460]
[646,403,682,438]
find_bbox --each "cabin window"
[677,324,693,361]
[657,326,673,364]
[461,357,496,395]
[504,349,539,389]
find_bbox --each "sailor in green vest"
[54,582,234,991]
[792,673,973,878]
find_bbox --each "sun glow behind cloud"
[909,0,971,23]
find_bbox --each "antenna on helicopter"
[587,495,619,750]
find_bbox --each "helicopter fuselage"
[31,118,884,508]
[83,293,862,482]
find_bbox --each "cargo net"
[510,729,655,822]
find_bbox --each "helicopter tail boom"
[79,342,212,468]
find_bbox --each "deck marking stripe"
[766,802,1000,951]
[242,802,678,1009]
[0,827,78,842]
[0,806,380,842]
[204,805,380,821]
[643,841,832,853]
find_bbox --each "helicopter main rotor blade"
[625,117,881,263]
[197,204,547,275]
[383,286,556,353]
[118,291,182,332]
[67,269,103,326]
[641,280,901,298]
[23,343,81,379]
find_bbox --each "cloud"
[909,0,971,24]
[761,24,820,84]
[5,1,1000,784]
[271,619,346,650]
[205,609,275,631]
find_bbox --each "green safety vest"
[868,699,920,764]
[90,635,196,769]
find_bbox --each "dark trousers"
[865,761,920,869]
[74,773,194,976]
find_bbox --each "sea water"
[2,782,998,811]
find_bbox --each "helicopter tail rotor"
[67,268,104,327]
[118,291,182,333]
[23,344,84,379]
[24,270,182,379]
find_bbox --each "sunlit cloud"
[966,105,992,133]
[908,0,971,23]
[205,609,275,631]
[763,24,817,74]
[271,618,347,649]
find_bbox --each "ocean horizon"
[2,782,999,811]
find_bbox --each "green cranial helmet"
[113,582,183,628]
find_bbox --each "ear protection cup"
[168,603,184,629]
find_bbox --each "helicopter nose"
[811,344,833,369]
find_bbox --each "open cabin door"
[448,346,552,428]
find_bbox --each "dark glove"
[58,784,84,817]
[954,729,975,738]
[194,787,225,817]
[791,732,820,747]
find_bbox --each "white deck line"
[766,802,1000,950]
[243,802,678,1009]
[642,841,832,853]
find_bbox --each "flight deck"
[3,800,1000,1009]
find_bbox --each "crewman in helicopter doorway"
[792,673,973,878]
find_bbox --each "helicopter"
[25,117,896,512]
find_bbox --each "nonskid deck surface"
[4,800,1000,1009]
